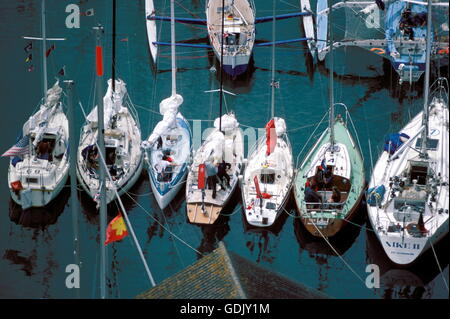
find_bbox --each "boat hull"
[10,169,69,208]
[295,187,364,237]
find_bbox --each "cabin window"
[409,165,428,185]
[260,173,275,184]
[266,202,276,210]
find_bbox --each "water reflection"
[366,227,449,299]
[9,187,69,229]
[242,196,290,264]
[80,171,146,224]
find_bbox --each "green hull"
[294,117,365,237]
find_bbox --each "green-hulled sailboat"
[293,4,365,237]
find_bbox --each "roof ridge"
[218,242,247,299]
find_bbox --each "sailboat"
[77,3,143,205]
[293,4,365,237]
[367,0,449,266]
[142,0,192,210]
[241,1,294,228]
[206,0,256,77]
[311,0,448,84]
[4,0,69,209]
[147,0,311,77]
[185,0,244,225]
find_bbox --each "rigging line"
[279,0,300,10]
[308,219,373,291]
[125,190,154,197]
[123,191,204,256]
[219,205,242,217]
[160,201,186,268]
[77,101,156,288]
[429,233,450,291]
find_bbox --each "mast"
[270,0,276,119]
[219,0,225,132]
[94,25,107,299]
[42,0,48,99]
[65,79,80,298]
[112,0,116,93]
[420,0,432,157]
[328,3,335,148]
[170,0,177,96]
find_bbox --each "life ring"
[438,48,449,55]
[370,47,385,55]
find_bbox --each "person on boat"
[399,8,414,40]
[328,186,341,203]
[37,141,50,161]
[316,159,332,189]
[205,159,218,199]
[217,160,231,190]
[304,177,322,208]
[83,145,99,172]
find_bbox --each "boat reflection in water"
[79,171,145,225]
[366,227,449,299]
[294,203,366,291]
[9,186,70,229]
[242,193,291,264]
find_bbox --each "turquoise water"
[0,0,448,299]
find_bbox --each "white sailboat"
[143,0,192,210]
[77,9,143,206]
[186,113,244,224]
[206,0,256,77]
[367,0,449,265]
[5,0,69,209]
[185,0,244,224]
[241,1,294,228]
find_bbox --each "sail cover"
[384,132,410,154]
[87,79,127,125]
[145,94,182,147]
[265,119,276,156]
[213,113,239,133]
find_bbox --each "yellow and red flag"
[104,212,128,246]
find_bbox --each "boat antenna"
[170,0,177,96]
[420,0,432,158]
[112,0,116,93]
[42,0,48,99]
[219,0,225,133]
[328,3,335,149]
[270,0,276,119]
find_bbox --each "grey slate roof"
[136,242,329,299]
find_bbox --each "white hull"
[367,95,449,266]
[149,167,187,209]
[206,0,255,76]
[300,0,315,58]
[145,0,158,63]
[242,124,294,228]
[77,79,144,205]
[146,113,192,210]
[8,82,69,208]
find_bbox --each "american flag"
[2,135,30,157]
